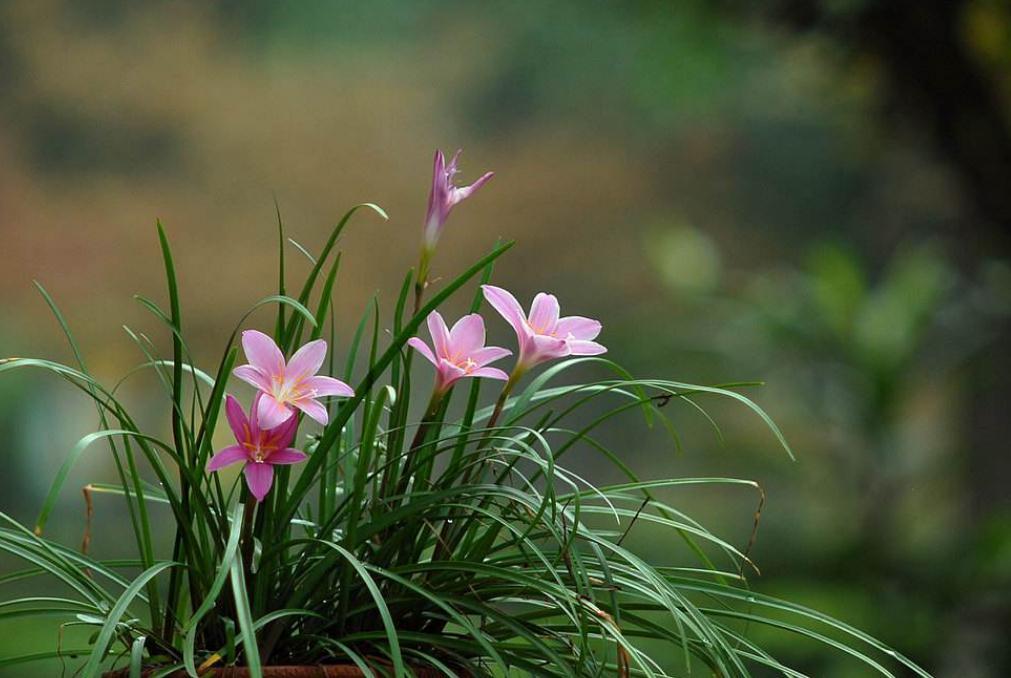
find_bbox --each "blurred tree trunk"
[736,2,1011,674]
[762,0,1011,249]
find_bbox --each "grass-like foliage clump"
[0,151,930,677]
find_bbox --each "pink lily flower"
[207,394,307,502]
[423,149,494,250]
[233,330,354,429]
[407,311,511,393]
[482,285,606,370]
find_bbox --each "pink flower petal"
[265,411,299,450]
[224,395,249,443]
[468,346,512,368]
[429,150,445,208]
[469,366,510,381]
[446,149,461,176]
[427,311,452,359]
[243,463,275,502]
[527,334,569,364]
[208,445,248,471]
[268,448,308,466]
[435,359,467,391]
[482,285,528,338]
[292,398,328,425]
[241,330,285,377]
[424,152,448,246]
[453,171,494,203]
[449,314,486,355]
[301,375,354,398]
[407,337,438,365]
[528,293,560,333]
[257,394,294,430]
[287,339,327,380]
[567,339,607,356]
[233,365,271,392]
[249,392,263,430]
[555,316,602,341]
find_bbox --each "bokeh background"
[2,1,1010,675]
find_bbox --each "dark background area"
[1,1,1009,675]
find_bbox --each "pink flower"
[481,285,606,370]
[407,312,511,393]
[207,394,308,502]
[233,330,354,429]
[423,149,494,249]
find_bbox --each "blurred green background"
[1,1,1010,675]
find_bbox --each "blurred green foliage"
[641,234,1010,674]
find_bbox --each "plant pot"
[103,667,446,677]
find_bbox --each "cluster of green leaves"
[0,207,930,677]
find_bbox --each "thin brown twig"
[741,482,766,579]
[615,497,650,548]
[81,484,94,578]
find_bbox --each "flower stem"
[240,492,257,582]
[396,389,444,497]
[485,386,510,431]
[456,370,522,490]
[486,368,522,431]
[430,374,520,565]
[410,388,444,452]
[413,248,432,316]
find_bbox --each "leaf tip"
[366,203,389,220]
